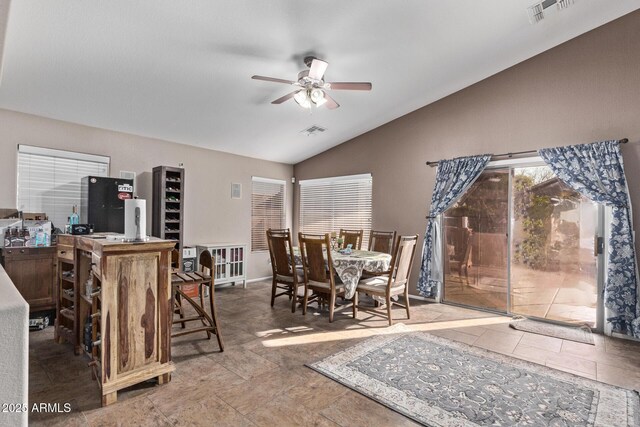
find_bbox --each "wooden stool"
[171,251,224,351]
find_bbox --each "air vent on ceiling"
[527,0,575,24]
[301,125,327,137]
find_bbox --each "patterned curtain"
[418,155,491,297]
[539,140,640,338]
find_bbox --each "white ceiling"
[0,1,638,164]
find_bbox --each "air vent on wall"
[301,125,327,137]
[231,183,242,199]
[527,0,575,24]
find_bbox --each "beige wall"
[0,109,293,280]
[294,10,640,296]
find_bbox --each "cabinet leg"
[158,373,171,385]
[102,391,117,406]
[74,345,82,355]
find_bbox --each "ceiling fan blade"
[326,82,372,91]
[308,58,329,80]
[322,92,340,110]
[252,75,296,85]
[271,90,301,104]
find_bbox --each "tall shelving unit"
[152,166,184,268]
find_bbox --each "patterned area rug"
[509,317,595,345]
[307,331,639,426]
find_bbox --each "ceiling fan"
[251,56,372,110]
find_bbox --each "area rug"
[509,316,595,345]
[307,331,639,426]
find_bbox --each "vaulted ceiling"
[0,0,638,163]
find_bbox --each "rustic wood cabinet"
[1,246,57,312]
[54,234,176,406]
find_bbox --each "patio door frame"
[441,155,605,332]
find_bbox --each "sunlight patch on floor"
[260,316,511,347]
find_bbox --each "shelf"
[165,190,181,194]
[61,292,74,303]
[60,309,75,321]
[62,275,74,284]
[165,200,181,203]
[165,220,180,224]
[165,231,181,234]
[80,294,93,306]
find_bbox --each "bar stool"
[171,250,224,351]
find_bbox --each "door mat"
[509,316,595,345]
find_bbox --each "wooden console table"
[1,246,57,313]
[55,234,176,406]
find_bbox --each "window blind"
[251,177,286,252]
[299,173,372,247]
[17,145,110,228]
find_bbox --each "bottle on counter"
[10,228,24,247]
[70,206,79,226]
[23,228,31,247]
[3,229,10,247]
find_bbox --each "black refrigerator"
[80,176,134,232]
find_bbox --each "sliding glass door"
[443,160,601,328]
[443,169,509,312]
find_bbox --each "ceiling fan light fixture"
[310,88,325,104]
[294,90,311,109]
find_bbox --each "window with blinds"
[299,173,372,247]
[251,177,286,252]
[17,145,110,228]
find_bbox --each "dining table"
[292,248,392,299]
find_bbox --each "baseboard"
[610,331,640,343]
[408,294,437,302]
[246,276,271,284]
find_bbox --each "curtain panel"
[539,140,640,338]
[417,155,491,298]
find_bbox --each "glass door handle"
[594,236,604,256]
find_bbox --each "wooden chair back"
[339,228,364,250]
[368,230,396,254]
[266,228,295,278]
[171,249,180,270]
[388,235,419,289]
[199,249,213,275]
[298,233,335,286]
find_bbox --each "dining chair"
[354,234,419,325]
[298,232,355,322]
[339,228,364,250]
[361,230,397,280]
[266,228,303,313]
[368,230,397,254]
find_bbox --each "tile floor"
[29,281,640,426]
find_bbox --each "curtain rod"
[425,138,629,167]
